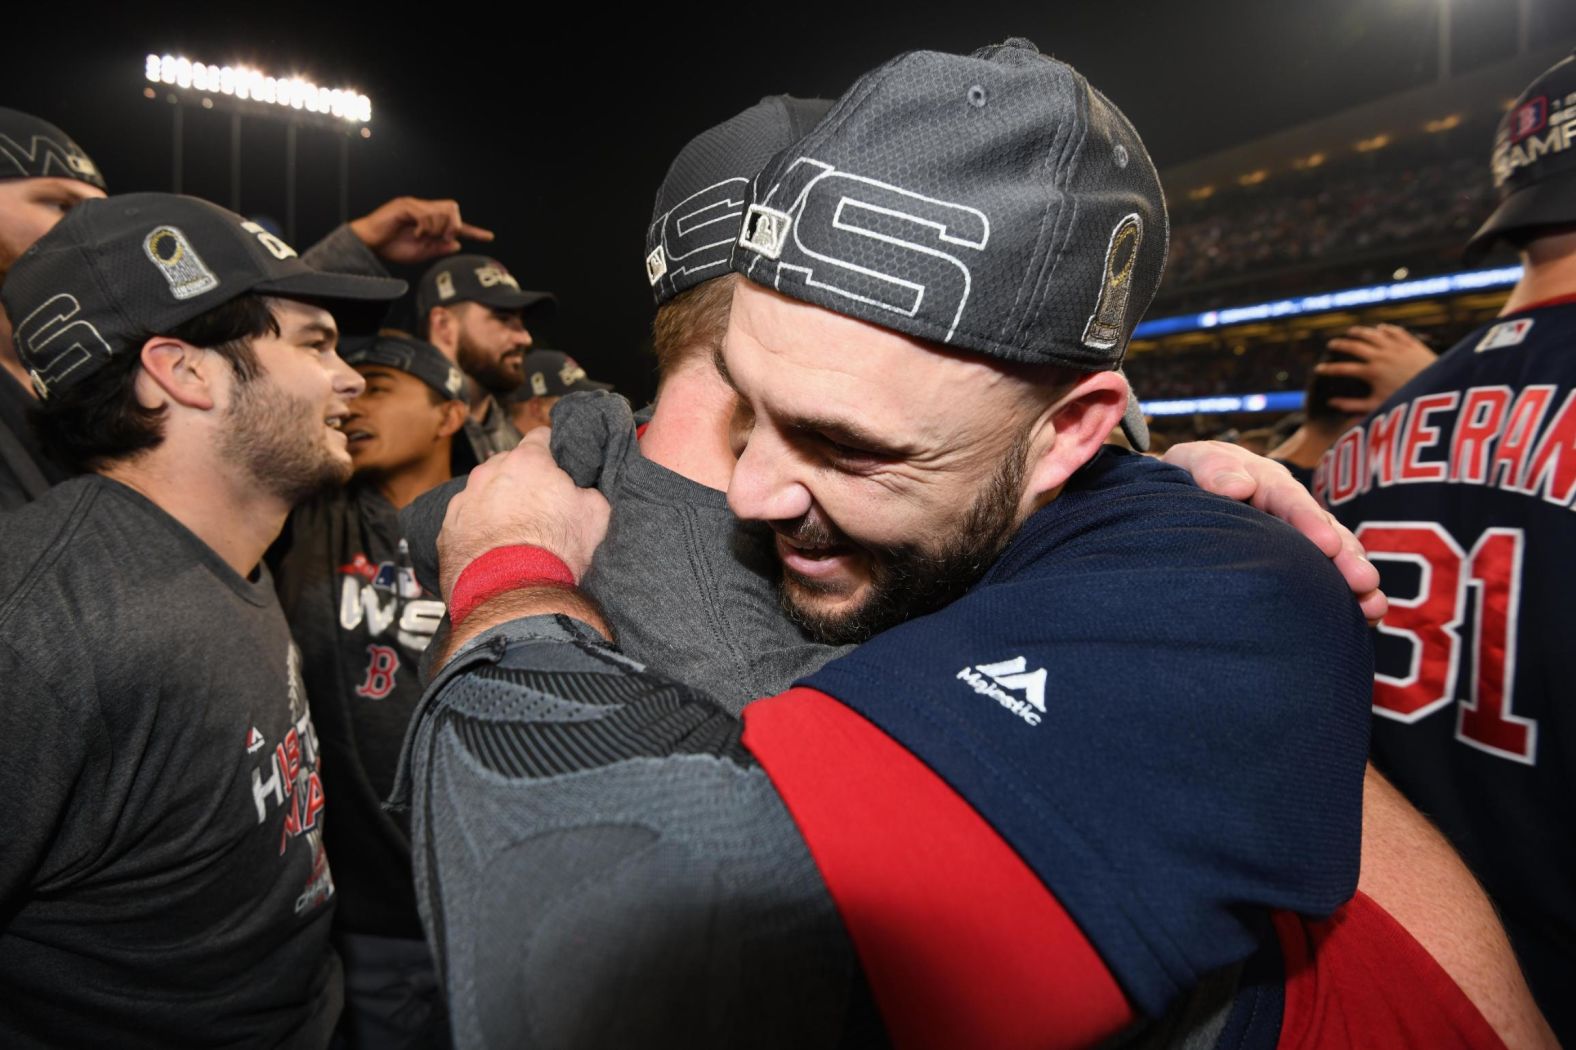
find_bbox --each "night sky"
[5,0,1574,402]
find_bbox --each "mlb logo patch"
[1509,97,1547,143]
[1476,319,1533,353]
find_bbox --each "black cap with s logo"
[1,193,405,400]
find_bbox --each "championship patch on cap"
[443,365,465,399]
[436,271,456,300]
[1082,213,1143,351]
[143,225,219,300]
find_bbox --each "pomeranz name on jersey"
[1316,381,1576,510]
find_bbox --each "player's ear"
[136,336,220,412]
[436,399,467,440]
[1020,370,1128,508]
[427,306,456,347]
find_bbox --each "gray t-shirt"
[402,392,846,710]
[0,475,340,1048]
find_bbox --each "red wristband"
[449,544,576,626]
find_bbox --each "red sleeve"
[742,687,1134,1050]
[1274,892,1505,1050]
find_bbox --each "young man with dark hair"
[270,331,467,1048]
[0,192,403,1049]
[415,254,555,461]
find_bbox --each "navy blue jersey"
[805,448,1374,1017]
[1321,297,1576,1040]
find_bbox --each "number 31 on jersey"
[1357,521,1537,765]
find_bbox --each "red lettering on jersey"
[1312,456,1328,507]
[281,727,302,787]
[1490,385,1555,491]
[1520,388,1576,506]
[1456,530,1536,763]
[1448,386,1511,485]
[1397,393,1459,483]
[1358,522,1464,722]
[356,645,401,700]
[1328,427,1366,504]
[301,772,327,832]
[1366,402,1408,490]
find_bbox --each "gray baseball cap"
[2,192,405,399]
[341,331,467,402]
[415,254,556,323]
[731,39,1166,449]
[0,107,106,190]
[645,95,833,306]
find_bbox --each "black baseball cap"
[732,39,1166,450]
[646,95,833,306]
[0,108,106,190]
[2,192,405,400]
[341,332,467,402]
[414,254,556,322]
[509,349,613,401]
[1466,50,1576,259]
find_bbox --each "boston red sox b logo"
[356,645,400,700]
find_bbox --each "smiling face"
[0,176,106,281]
[218,298,365,505]
[344,365,457,478]
[452,302,533,396]
[721,281,1072,644]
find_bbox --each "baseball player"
[0,107,106,508]
[394,43,1544,1047]
[1321,49,1576,1043]
[0,193,404,1047]
[270,331,468,1048]
[504,348,612,437]
[415,254,556,461]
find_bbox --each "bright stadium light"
[144,54,372,124]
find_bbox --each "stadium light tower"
[142,54,374,243]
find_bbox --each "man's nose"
[727,426,813,524]
[329,353,366,399]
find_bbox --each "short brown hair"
[651,273,737,377]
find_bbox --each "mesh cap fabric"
[0,107,107,190]
[415,254,557,323]
[1,192,405,399]
[645,95,833,306]
[341,332,467,401]
[1466,50,1576,258]
[731,39,1166,449]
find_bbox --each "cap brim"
[475,288,558,317]
[254,270,408,304]
[1120,388,1150,452]
[1465,178,1576,260]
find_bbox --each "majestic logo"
[1082,212,1143,352]
[436,271,456,300]
[245,726,266,754]
[475,264,520,291]
[144,226,220,300]
[956,656,1047,727]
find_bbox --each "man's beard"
[781,434,1030,645]
[456,336,523,398]
[219,374,349,505]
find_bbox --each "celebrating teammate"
[0,193,404,1047]
[415,254,556,461]
[393,42,1546,1047]
[1321,50,1576,1043]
